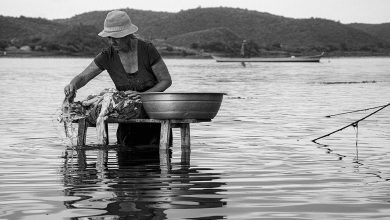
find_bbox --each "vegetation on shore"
[1,7,390,58]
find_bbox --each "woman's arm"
[126,59,171,99]
[64,61,103,97]
[147,59,172,92]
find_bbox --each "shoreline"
[1,50,389,59]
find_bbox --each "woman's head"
[98,10,138,38]
[107,35,134,51]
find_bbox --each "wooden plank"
[106,118,210,124]
[172,119,211,123]
[106,118,163,123]
[75,117,210,146]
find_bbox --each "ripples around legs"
[61,145,227,219]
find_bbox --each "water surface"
[1,57,390,219]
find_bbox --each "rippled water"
[1,57,390,219]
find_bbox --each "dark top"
[93,40,163,146]
[94,39,161,92]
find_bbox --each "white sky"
[1,0,389,24]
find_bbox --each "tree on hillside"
[0,40,8,50]
[40,24,108,55]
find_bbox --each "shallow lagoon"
[1,57,390,219]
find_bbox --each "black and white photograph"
[1,0,390,219]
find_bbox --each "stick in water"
[313,102,390,143]
[325,104,387,118]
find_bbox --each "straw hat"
[98,10,138,38]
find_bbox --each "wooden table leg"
[180,123,190,147]
[159,120,171,169]
[96,149,108,175]
[159,149,170,170]
[77,118,88,146]
[181,145,191,166]
[103,121,109,145]
[180,123,191,165]
[159,120,171,151]
[76,149,87,171]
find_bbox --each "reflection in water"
[2,58,390,219]
[61,146,226,219]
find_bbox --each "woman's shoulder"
[94,46,115,68]
[137,38,156,48]
[100,46,114,55]
[95,46,115,59]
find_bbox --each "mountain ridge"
[1,7,389,56]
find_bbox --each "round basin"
[141,92,224,119]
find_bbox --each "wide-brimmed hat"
[98,10,138,38]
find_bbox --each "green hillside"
[144,7,386,52]
[165,27,241,47]
[0,15,67,44]
[348,23,390,44]
[142,7,286,41]
[1,7,389,56]
[41,24,108,55]
[55,8,173,38]
[44,7,390,54]
[163,27,244,55]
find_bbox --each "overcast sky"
[1,0,389,24]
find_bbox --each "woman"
[64,10,172,146]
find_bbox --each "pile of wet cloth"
[60,88,145,143]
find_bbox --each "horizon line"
[1,6,389,24]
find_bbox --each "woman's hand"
[64,61,103,100]
[64,83,76,99]
[124,90,140,99]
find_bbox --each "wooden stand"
[76,118,210,151]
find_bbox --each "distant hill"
[42,24,108,55]
[348,23,390,44]
[165,27,241,47]
[55,8,173,39]
[0,15,67,43]
[1,7,390,56]
[54,7,390,53]
[142,8,386,51]
[276,18,386,50]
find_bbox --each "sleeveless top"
[93,39,161,92]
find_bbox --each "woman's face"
[108,36,130,52]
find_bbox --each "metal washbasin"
[141,92,224,119]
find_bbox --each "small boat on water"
[213,52,324,63]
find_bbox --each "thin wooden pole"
[313,102,390,143]
[326,104,388,118]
